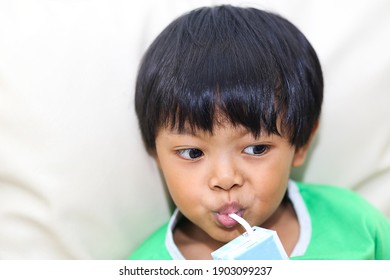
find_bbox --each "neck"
[173,218,224,260]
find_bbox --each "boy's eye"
[243,144,269,156]
[176,148,204,160]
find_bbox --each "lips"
[215,203,244,228]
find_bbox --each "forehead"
[160,109,283,135]
[157,120,276,142]
[161,111,243,134]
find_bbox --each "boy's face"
[154,121,310,243]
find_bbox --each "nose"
[208,157,244,191]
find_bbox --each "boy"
[130,5,390,259]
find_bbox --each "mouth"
[214,203,244,228]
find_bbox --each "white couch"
[0,0,389,259]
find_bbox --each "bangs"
[161,80,281,139]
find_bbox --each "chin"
[211,228,242,244]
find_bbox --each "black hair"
[135,5,323,153]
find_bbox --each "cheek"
[252,151,293,200]
[159,160,203,207]
[164,172,189,197]
[258,151,294,183]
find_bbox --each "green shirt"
[129,182,390,260]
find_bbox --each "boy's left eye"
[243,144,269,156]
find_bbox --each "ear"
[292,122,319,167]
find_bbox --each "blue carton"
[211,226,288,260]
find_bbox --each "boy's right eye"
[176,148,204,160]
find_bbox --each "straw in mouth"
[228,213,254,235]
